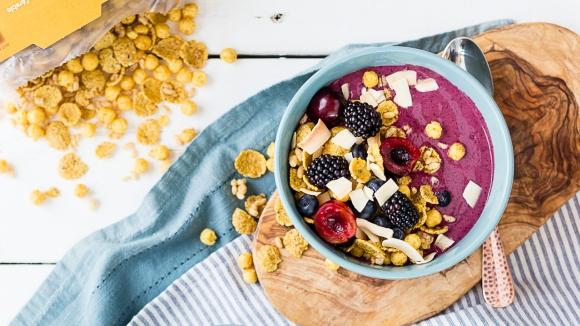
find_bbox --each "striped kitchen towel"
[129,193,580,326]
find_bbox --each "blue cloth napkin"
[12,20,514,326]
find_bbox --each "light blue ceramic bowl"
[274,46,513,279]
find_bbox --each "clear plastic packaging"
[0,0,183,105]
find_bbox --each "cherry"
[314,200,357,244]
[380,137,420,175]
[307,87,344,127]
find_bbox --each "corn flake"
[283,229,309,258]
[133,92,158,117]
[33,85,62,109]
[160,81,185,103]
[419,225,449,235]
[81,70,106,91]
[113,37,138,67]
[152,36,184,61]
[95,141,117,159]
[234,149,267,178]
[136,119,161,145]
[142,78,163,103]
[376,100,399,126]
[275,196,293,226]
[99,48,122,74]
[58,103,82,127]
[257,244,282,273]
[419,184,439,205]
[180,40,208,68]
[349,158,371,183]
[46,121,71,150]
[58,153,88,180]
[232,208,257,234]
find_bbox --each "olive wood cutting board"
[251,23,580,326]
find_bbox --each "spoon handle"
[482,227,515,307]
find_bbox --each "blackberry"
[344,101,381,139]
[381,191,419,230]
[305,155,350,188]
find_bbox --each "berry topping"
[392,228,404,240]
[366,178,385,192]
[380,137,420,175]
[314,200,357,244]
[436,190,452,207]
[305,154,350,188]
[351,143,367,160]
[297,194,319,217]
[344,101,381,139]
[381,191,420,230]
[357,200,376,220]
[307,87,344,127]
[372,214,393,229]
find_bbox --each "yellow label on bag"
[0,0,107,62]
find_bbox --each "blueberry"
[351,143,367,159]
[297,195,318,216]
[357,200,376,220]
[436,190,452,207]
[392,228,404,239]
[366,178,385,192]
[372,214,393,229]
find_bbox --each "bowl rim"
[274,45,513,280]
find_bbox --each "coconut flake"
[291,132,297,148]
[326,177,352,200]
[317,192,331,205]
[369,163,386,181]
[415,252,436,265]
[357,218,394,239]
[437,142,449,149]
[331,129,358,149]
[298,119,331,154]
[354,137,364,144]
[463,180,482,208]
[366,88,386,104]
[435,234,455,251]
[341,83,350,100]
[360,90,379,107]
[349,189,370,213]
[391,78,412,108]
[415,78,439,92]
[355,227,368,240]
[358,225,380,243]
[382,238,424,263]
[374,178,399,206]
[363,186,374,201]
[344,152,354,163]
[385,70,417,87]
[299,188,322,196]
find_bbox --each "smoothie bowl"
[274,46,513,279]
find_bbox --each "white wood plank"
[0,265,53,324]
[0,58,317,263]
[195,0,579,55]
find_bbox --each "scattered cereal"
[220,48,238,63]
[0,160,14,176]
[230,178,247,200]
[238,252,254,269]
[242,268,258,284]
[245,194,267,217]
[413,146,441,174]
[95,141,117,159]
[30,190,47,206]
[176,128,197,145]
[232,208,257,234]
[376,100,399,126]
[89,198,100,210]
[58,153,88,180]
[257,245,282,272]
[180,100,198,115]
[136,119,161,145]
[45,187,60,198]
[46,121,71,150]
[426,209,443,228]
[425,121,443,139]
[282,229,309,258]
[200,228,218,246]
[274,196,293,226]
[419,185,439,205]
[324,259,340,271]
[234,149,267,178]
[75,184,90,198]
[448,142,466,161]
[149,145,171,161]
[133,158,150,175]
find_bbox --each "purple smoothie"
[329,65,494,249]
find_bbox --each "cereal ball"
[242,268,258,284]
[167,59,184,73]
[97,107,116,124]
[27,108,46,125]
[192,70,207,87]
[81,122,97,138]
[120,76,136,91]
[81,52,99,71]
[448,143,466,161]
[149,145,171,161]
[182,3,198,18]
[66,58,84,74]
[105,85,122,101]
[180,100,197,115]
[176,68,193,83]
[390,251,408,266]
[324,259,340,271]
[45,187,60,198]
[426,208,443,228]
[116,95,133,111]
[178,18,196,35]
[57,70,75,87]
[200,228,218,246]
[144,54,160,71]
[27,124,45,140]
[30,190,46,206]
[153,64,171,81]
[237,252,254,269]
[133,158,149,174]
[425,121,443,139]
[110,117,128,134]
[134,35,152,51]
[362,71,379,88]
[75,184,89,198]
[404,234,422,250]
[154,23,171,39]
[132,68,148,85]
[176,128,197,145]
[168,8,182,22]
[220,48,238,64]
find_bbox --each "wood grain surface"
[252,23,580,326]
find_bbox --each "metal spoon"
[440,37,515,308]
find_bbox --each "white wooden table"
[0,0,577,323]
